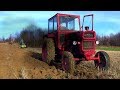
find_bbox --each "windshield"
[60,16,79,31]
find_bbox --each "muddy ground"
[0,43,120,79]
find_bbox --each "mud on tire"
[42,38,55,65]
[62,51,75,74]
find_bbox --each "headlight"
[96,41,99,45]
[73,41,77,45]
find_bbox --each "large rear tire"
[42,38,55,65]
[61,51,75,74]
[94,51,110,70]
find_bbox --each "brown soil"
[0,43,70,79]
[0,42,120,79]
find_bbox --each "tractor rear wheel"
[94,51,110,70]
[61,51,75,74]
[42,38,55,65]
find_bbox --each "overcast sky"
[0,11,120,39]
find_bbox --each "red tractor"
[42,13,110,74]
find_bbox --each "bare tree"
[16,24,46,47]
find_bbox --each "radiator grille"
[84,33,94,38]
[83,41,94,50]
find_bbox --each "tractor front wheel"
[42,38,55,65]
[94,51,110,70]
[61,51,75,74]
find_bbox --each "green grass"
[96,46,120,51]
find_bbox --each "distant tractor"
[20,39,26,48]
[42,13,110,74]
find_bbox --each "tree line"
[96,33,120,46]
[0,24,120,47]
[0,24,47,47]
[16,24,47,47]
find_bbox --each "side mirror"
[96,41,99,45]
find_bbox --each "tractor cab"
[59,14,80,31]
[48,13,80,49]
[48,13,80,32]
